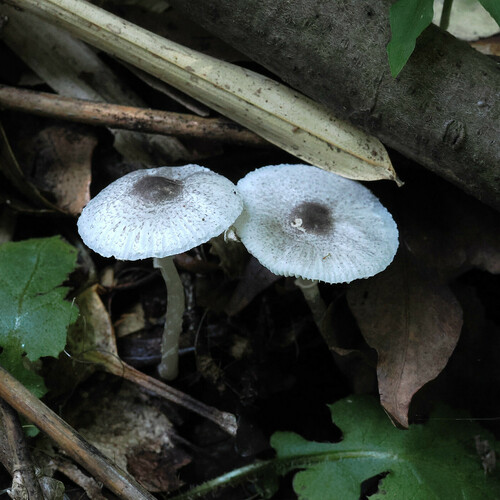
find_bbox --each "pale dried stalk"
[5,0,399,183]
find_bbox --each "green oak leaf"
[387,0,434,77]
[271,396,500,499]
[0,236,78,395]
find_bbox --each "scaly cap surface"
[78,165,243,260]
[234,164,398,283]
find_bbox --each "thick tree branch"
[167,0,500,209]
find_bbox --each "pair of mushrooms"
[78,163,398,379]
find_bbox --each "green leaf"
[167,396,500,500]
[0,236,78,395]
[478,0,500,26]
[271,396,500,500]
[387,0,435,77]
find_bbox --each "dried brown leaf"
[127,447,190,493]
[471,34,500,56]
[115,302,146,339]
[320,301,378,395]
[70,285,117,357]
[225,256,280,316]
[403,189,500,278]
[2,119,95,215]
[347,252,463,428]
[44,284,115,396]
[28,126,95,215]
[0,6,191,163]
[0,121,58,212]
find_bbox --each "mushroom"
[233,163,398,327]
[78,165,243,379]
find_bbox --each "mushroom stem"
[154,256,185,380]
[295,278,327,333]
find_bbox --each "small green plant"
[171,396,500,499]
[387,0,500,77]
[0,236,78,396]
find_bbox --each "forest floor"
[0,3,499,500]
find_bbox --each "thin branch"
[0,84,269,147]
[55,458,107,500]
[85,350,238,436]
[0,398,44,500]
[0,366,156,500]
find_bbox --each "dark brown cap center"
[289,201,333,235]
[131,175,183,203]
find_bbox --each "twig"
[0,366,156,500]
[0,84,269,147]
[0,398,44,500]
[55,458,107,500]
[86,350,238,436]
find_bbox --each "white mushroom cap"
[78,165,243,260]
[234,164,398,284]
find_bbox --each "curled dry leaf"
[319,300,379,396]
[225,256,280,316]
[402,188,500,279]
[22,126,95,215]
[0,122,58,212]
[71,285,117,356]
[471,34,500,56]
[0,5,191,164]
[115,302,147,339]
[2,120,95,215]
[347,251,463,428]
[11,0,400,184]
[49,284,117,395]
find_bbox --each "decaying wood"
[167,0,500,210]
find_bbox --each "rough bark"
[168,0,500,209]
